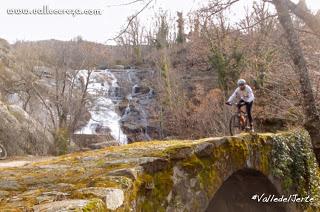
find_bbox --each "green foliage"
[271,130,320,208]
[252,49,276,89]
[176,12,186,44]
[156,13,169,49]
[208,47,244,92]
[54,128,69,155]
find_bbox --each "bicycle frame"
[228,103,248,135]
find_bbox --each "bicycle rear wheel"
[229,114,242,136]
[0,144,7,160]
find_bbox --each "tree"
[111,0,320,150]
[155,12,169,49]
[176,12,186,44]
[272,0,320,151]
[117,16,145,65]
[13,40,110,152]
[284,0,320,37]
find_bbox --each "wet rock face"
[111,69,159,143]
[0,130,318,211]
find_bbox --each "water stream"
[74,69,128,144]
[74,69,156,145]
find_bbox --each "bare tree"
[272,0,320,152]
[117,16,145,64]
[284,0,320,37]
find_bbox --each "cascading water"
[75,69,128,145]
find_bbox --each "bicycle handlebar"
[225,102,246,107]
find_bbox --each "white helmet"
[237,79,246,86]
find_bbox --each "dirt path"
[0,156,55,168]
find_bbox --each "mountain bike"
[0,144,7,160]
[227,102,250,136]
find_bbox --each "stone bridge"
[0,129,319,211]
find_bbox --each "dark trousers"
[238,100,253,126]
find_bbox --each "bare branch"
[236,14,277,32]
[199,0,241,19]
[285,0,320,37]
[107,0,154,42]
[106,0,145,7]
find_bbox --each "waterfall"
[74,69,128,145]
[119,69,152,141]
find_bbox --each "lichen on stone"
[0,129,319,211]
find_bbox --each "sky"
[0,0,319,44]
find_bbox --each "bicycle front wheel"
[0,144,7,160]
[229,114,242,136]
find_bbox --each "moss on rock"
[0,129,318,211]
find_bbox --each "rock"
[0,179,22,191]
[105,189,125,210]
[97,64,109,70]
[76,187,124,210]
[0,160,31,168]
[0,130,317,211]
[255,117,290,133]
[72,134,118,149]
[37,164,71,169]
[132,85,151,95]
[110,65,125,69]
[107,69,158,142]
[0,190,9,197]
[33,199,106,212]
[36,191,70,204]
[140,157,169,173]
[20,189,42,197]
[194,142,214,158]
[80,156,98,162]
[0,102,54,156]
[108,168,140,180]
[167,146,193,160]
[89,141,120,150]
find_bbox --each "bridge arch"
[152,132,314,212]
[205,168,289,212]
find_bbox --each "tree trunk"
[285,0,320,37]
[272,0,320,160]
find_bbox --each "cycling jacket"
[227,85,255,103]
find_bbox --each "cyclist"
[226,79,255,132]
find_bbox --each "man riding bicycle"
[226,79,255,132]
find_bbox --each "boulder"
[110,65,125,69]
[0,102,54,156]
[33,199,106,212]
[89,141,120,150]
[76,187,124,210]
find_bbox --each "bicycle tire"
[229,114,241,136]
[0,144,7,160]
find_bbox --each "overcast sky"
[0,0,319,44]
